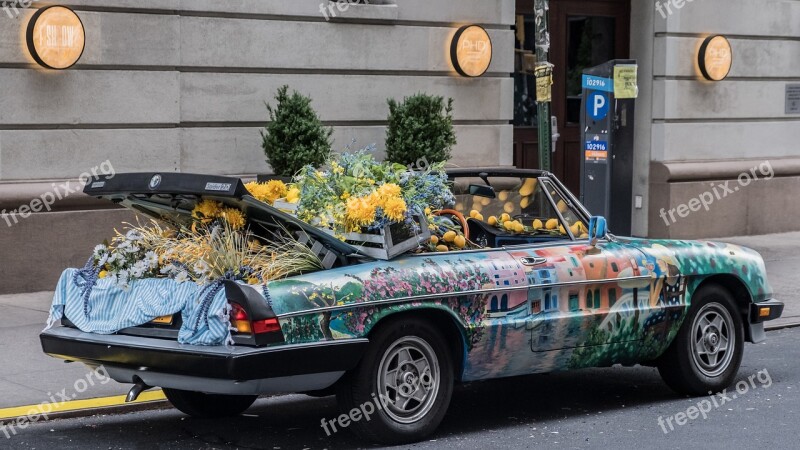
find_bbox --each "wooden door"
[514,0,630,194]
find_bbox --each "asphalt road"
[4,327,798,450]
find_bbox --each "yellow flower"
[245,180,287,205]
[341,191,351,200]
[377,183,402,198]
[286,187,301,204]
[193,199,222,221]
[345,196,377,228]
[383,196,407,222]
[220,208,246,230]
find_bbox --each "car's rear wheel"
[162,388,257,418]
[657,284,744,395]
[336,317,454,444]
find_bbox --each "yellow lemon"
[488,216,498,226]
[454,235,467,248]
[481,198,491,206]
[455,202,464,212]
[514,222,525,233]
[520,196,530,209]
[443,231,457,243]
[570,222,581,236]
[532,219,543,229]
[472,203,483,212]
[99,270,108,279]
[504,202,515,214]
[559,225,566,234]
[500,213,511,223]
[436,245,450,252]
[475,213,485,222]
[470,210,480,219]
[580,233,589,239]
[557,199,568,213]
[498,191,509,201]
[503,220,514,230]
[546,219,559,230]
[519,178,538,197]
[430,235,439,245]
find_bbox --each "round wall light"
[26,5,86,70]
[451,25,493,77]
[698,35,732,81]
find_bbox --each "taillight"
[230,303,252,334]
[252,318,281,334]
[229,303,281,335]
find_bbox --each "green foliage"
[261,85,333,177]
[385,93,457,166]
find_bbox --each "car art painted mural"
[265,238,771,381]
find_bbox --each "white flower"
[125,245,140,254]
[144,251,159,269]
[174,271,190,284]
[117,240,130,250]
[93,244,108,258]
[130,260,148,278]
[97,253,110,267]
[193,260,210,277]
[106,253,118,264]
[126,229,143,242]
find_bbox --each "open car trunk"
[76,172,368,343]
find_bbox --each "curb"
[0,390,170,425]
[765,320,800,332]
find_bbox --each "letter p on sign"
[588,92,609,121]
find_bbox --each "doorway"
[513,0,630,194]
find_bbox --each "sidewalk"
[0,232,798,413]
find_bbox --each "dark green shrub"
[261,86,333,177]
[385,93,457,166]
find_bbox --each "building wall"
[0,0,515,294]
[631,0,800,239]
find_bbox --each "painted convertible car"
[40,169,783,444]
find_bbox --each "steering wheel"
[435,209,470,241]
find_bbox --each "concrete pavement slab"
[0,292,132,409]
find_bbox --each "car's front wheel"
[162,388,258,418]
[336,317,454,444]
[658,284,744,395]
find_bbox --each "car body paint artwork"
[263,238,771,381]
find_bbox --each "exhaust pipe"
[126,378,151,403]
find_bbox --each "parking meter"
[579,59,637,236]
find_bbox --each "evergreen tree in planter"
[261,85,333,178]
[385,93,457,167]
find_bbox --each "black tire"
[658,284,744,395]
[162,388,257,418]
[335,317,454,444]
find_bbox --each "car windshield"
[447,175,588,248]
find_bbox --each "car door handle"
[520,257,548,266]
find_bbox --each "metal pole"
[534,0,552,172]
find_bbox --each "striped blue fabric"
[45,269,236,346]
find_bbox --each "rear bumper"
[41,327,368,393]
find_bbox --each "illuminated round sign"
[26,5,86,70]
[698,35,732,81]
[450,25,493,77]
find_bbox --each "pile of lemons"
[430,230,467,252]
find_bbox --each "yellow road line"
[0,390,166,421]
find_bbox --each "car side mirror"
[588,216,607,246]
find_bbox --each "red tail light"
[230,303,252,334]
[229,303,281,335]
[253,318,281,334]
